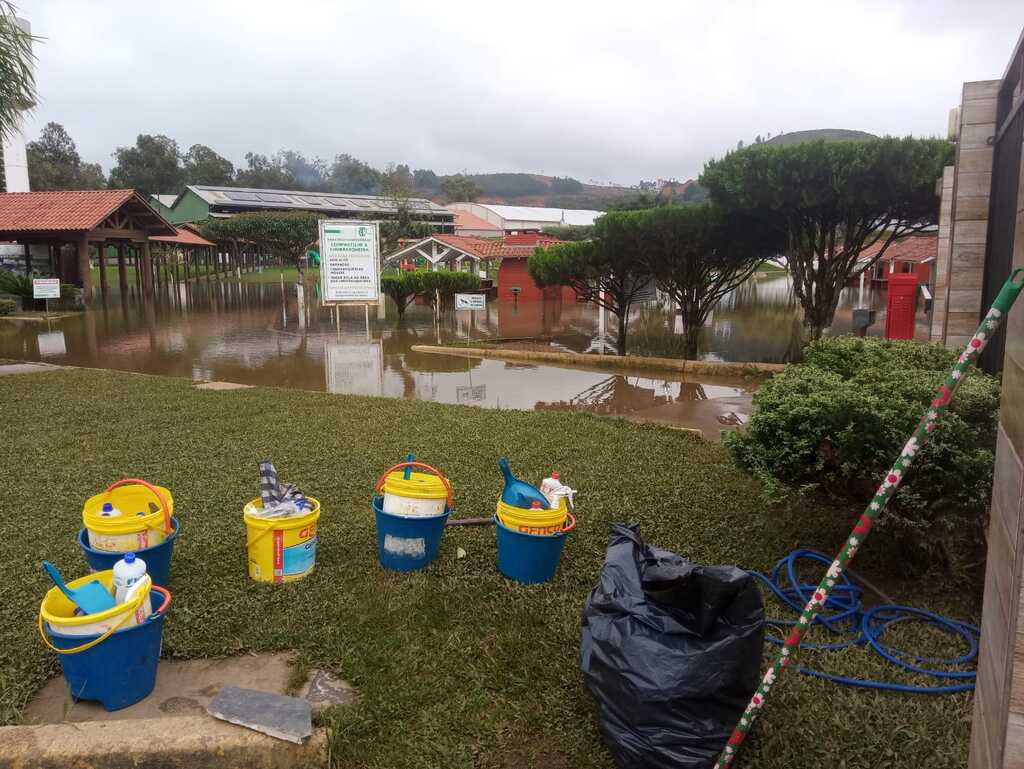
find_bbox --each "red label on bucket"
[273,529,283,583]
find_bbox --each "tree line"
[23,122,491,202]
[531,136,953,356]
[23,123,702,210]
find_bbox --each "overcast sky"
[14,0,1023,186]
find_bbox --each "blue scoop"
[499,457,549,509]
[43,561,117,615]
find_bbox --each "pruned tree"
[381,271,422,319]
[637,204,784,358]
[530,213,650,355]
[201,211,318,272]
[701,136,953,338]
[0,3,34,142]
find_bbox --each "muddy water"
[0,273,903,439]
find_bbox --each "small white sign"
[37,331,66,358]
[319,220,380,304]
[455,293,486,310]
[33,278,60,300]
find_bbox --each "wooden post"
[117,243,128,297]
[134,247,142,293]
[184,248,191,282]
[77,233,93,308]
[97,242,109,301]
[141,240,154,297]
[23,242,31,275]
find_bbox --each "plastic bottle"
[540,472,561,498]
[99,501,123,517]
[123,575,153,625]
[113,552,148,603]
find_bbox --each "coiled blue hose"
[748,549,978,694]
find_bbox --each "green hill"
[764,129,877,146]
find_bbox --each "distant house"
[152,185,454,229]
[384,232,575,302]
[447,202,601,234]
[854,233,937,285]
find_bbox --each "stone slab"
[0,715,326,769]
[24,652,299,724]
[207,686,313,745]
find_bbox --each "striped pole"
[715,268,1024,769]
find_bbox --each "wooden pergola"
[0,189,177,307]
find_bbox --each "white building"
[0,16,31,193]
[447,202,602,233]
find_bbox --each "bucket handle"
[561,512,577,534]
[38,585,171,655]
[375,462,454,508]
[104,478,172,535]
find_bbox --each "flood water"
[0,272,909,439]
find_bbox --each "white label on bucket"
[384,535,426,557]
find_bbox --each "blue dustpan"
[498,457,549,509]
[42,561,116,615]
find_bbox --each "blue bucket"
[45,588,169,711]
[373,496,450,572]
[494,514,570,584]
[77,517,180,588]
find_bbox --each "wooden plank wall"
[968,76,1024,769]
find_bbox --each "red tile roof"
[150,224,215,247]
[0,190,136,231]
[858,233,937,263]
[434,234,541,259]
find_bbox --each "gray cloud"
[15,0,1023,185]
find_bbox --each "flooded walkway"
[0,272,902,439]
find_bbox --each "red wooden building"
[385,233,576,302]
[854,233,937,285]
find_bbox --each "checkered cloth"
[258,458,307,518]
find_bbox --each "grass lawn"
[238,266,320,284]
[0,369,977,768]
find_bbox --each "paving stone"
[207,686,313,745]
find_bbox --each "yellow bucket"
[83,479,174,553]
[496,497,571,535]
[244,497,321,583]
[38,569,153,651]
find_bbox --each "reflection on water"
[0,272,908,437]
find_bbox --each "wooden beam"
[117,243,128,297]
[78,234,93,308]
[87,228,152,241]
[141,240,154,298]
[98,242,110,301]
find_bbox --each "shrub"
[417,270,480,306]
[380,272,421,318]
[725,336,1000,578]
[0,298,16,316]
[0,270,31,297]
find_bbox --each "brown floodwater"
[0,272,909,440]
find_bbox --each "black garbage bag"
[580,524,764,769]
